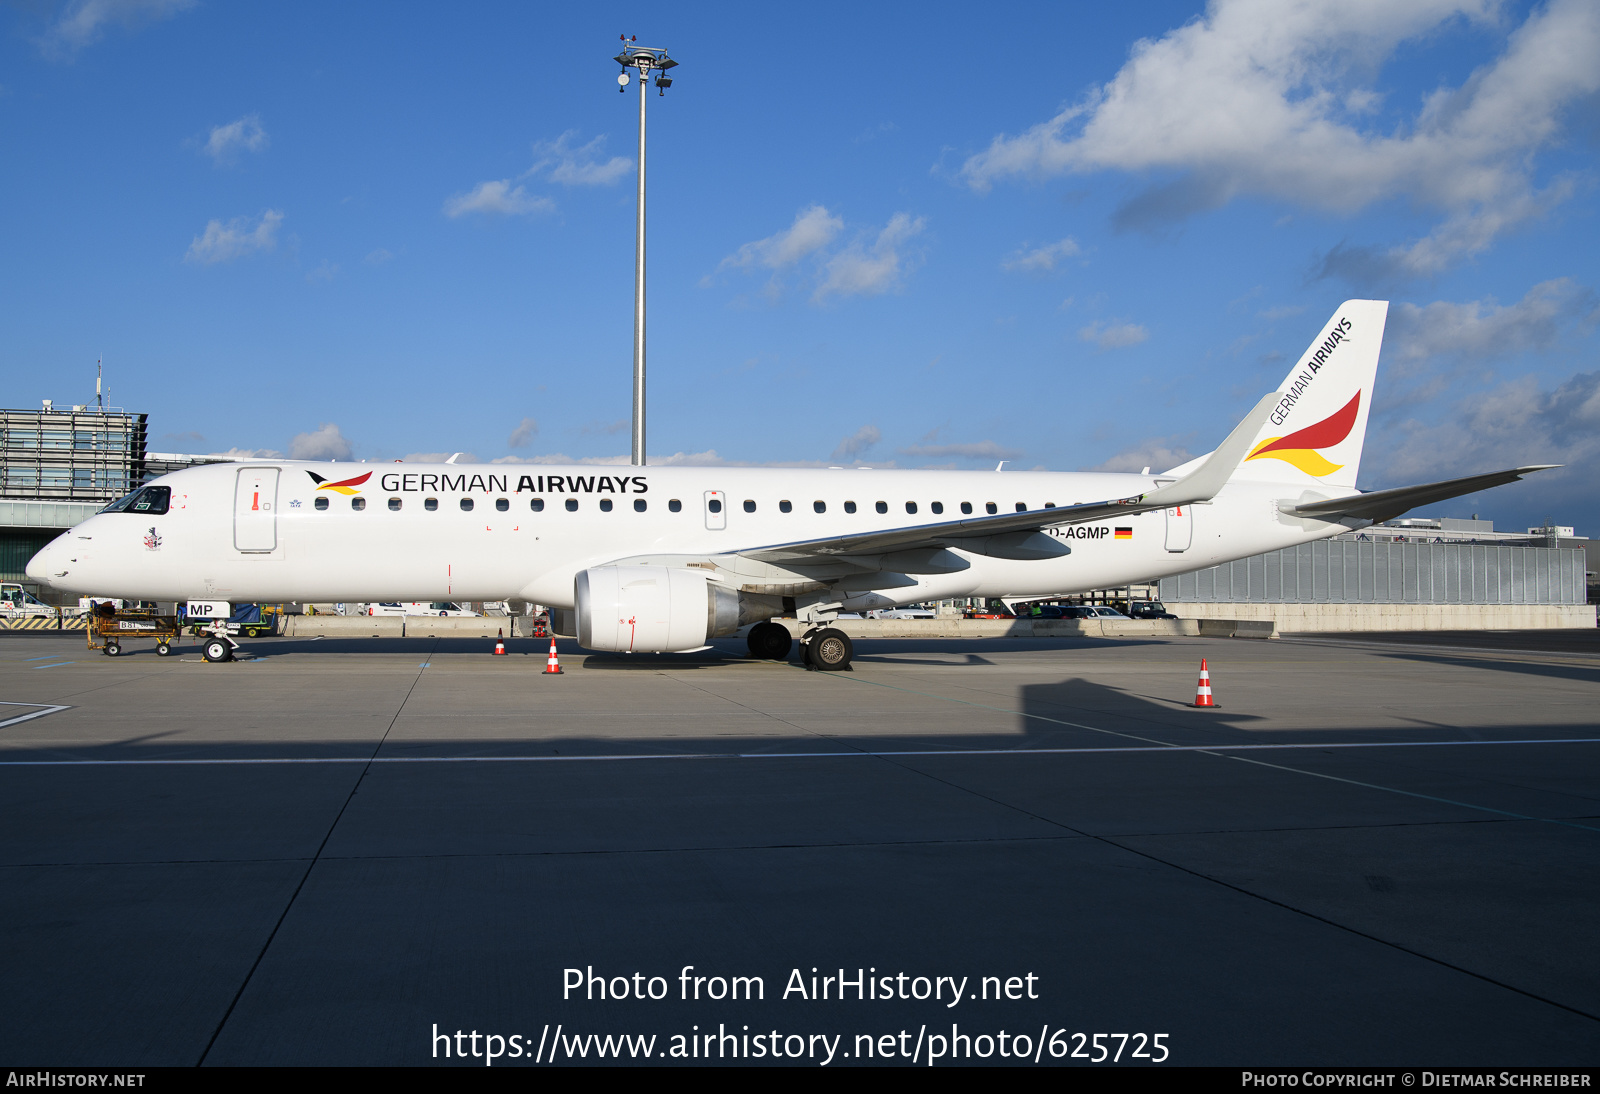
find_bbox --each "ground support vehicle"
[87,606,184,657]
[186,603,275,638]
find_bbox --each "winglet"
[1141,393,1280,509]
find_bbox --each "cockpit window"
[102,486,170,515]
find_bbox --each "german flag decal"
[1114,527,1133,540]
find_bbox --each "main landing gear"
[745,620,855,671]
[799,627,853,672]
[746,621,792,661]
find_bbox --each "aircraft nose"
[25,539,60,587]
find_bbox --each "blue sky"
[2,0,1597,533]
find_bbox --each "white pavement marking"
[0,736,1595,766]
[0,701,72,730]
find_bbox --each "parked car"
[867,607,936,619]
[1086,606,1129,619]
[1127,602,1178,620]
[365,602,480,617]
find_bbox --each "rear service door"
[704,490,727,530]
[234,467,280,551]
[1164,505,1192,552]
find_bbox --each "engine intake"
[575,565,744,652]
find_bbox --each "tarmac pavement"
[1,629,1597,1066]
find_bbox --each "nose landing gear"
[200,620,241,663]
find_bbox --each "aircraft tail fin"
[1225,300,1388,491]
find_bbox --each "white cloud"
[717,205,844,273]
[897,439,1021,462]
[1085,436,1195,474]
[184,209,283,265]
[289,423,352,461]
[41,0,193,54]
[204,114,267,165]
[577,419,629,437]
[831,425,881,462]
[443,180,554,218]
[961,0,1600,278]
[1002,238,1080,273]
[306,260,338,284]
[1079,320,1149,349]
[529,132,632,186]
[713,207,926,302]
[508,418,539,448]
[1388,278,1599,366]
[364,248,393,265]
[815,213,926,301]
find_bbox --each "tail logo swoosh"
[1245,392,1361,477]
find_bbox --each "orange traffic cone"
[543,637,563,675]
[493,628,507,656]
[1193,658,1215,707]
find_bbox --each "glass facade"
[0,409,147,502]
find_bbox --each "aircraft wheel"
[747,621,793,661]
[202,638,233,663]
[155,642,172,657]
[103,642,121,657]
[804,627,853,671]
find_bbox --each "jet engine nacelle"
[575,564,742,652]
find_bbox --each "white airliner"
[28,300,1551,669]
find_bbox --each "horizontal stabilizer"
[1283,465,1559,525]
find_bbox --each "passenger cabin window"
[931,502,944,515]
[985,502,998,514]
[779,500,793,513]
[600,498,613,512]
[905,501,918,515]
[565,499,578,511]
[875,501,888,514]
[1016,502,1027,512]
[352,497,366,511]
[314,497,329,511]
[960,502,973,515]
[495,498,509,512]
[813,501,826,513]
[844,501,857,514]
[530,498,544,512]
[1044,502,1056,509]
[743,500,756,513]
[668,499,682,512]
[634,499,647,512]
[388,498,402,511]
[460,498,474,511]
[425,498,439,511]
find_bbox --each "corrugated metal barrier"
[1160,540,1586,605]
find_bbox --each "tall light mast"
[614,36,677,467]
